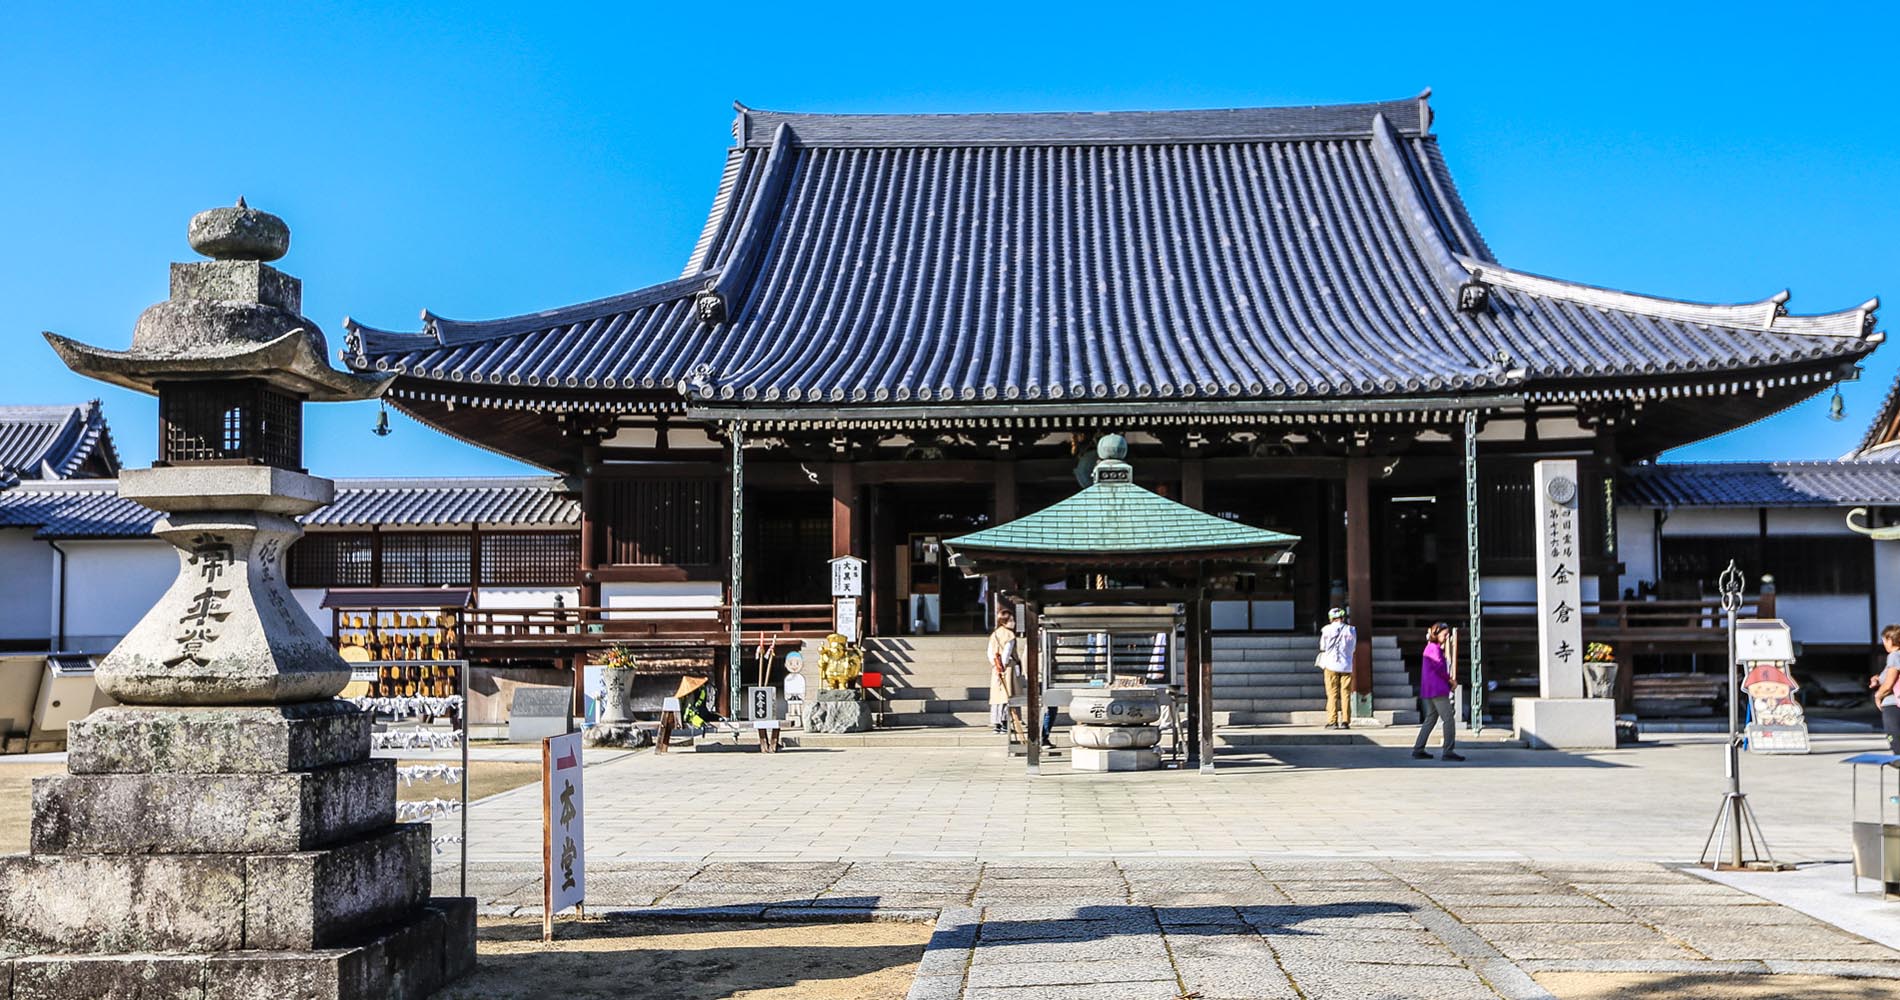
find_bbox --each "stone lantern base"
[0,701,476,998]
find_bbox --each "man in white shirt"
[1317,607,1357,729]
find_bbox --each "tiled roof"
[346,95,1879,407]
[308,477,579,527]
[0,477,576,539]
[946,462,1298,559]
[0,402,119,480]
[1622,462,1900,508]
[0,483,152,538]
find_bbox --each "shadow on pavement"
[439,914,929,1000]
[1224,746,1627,770]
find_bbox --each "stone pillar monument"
[1,202,477,997]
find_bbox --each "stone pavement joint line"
[461,858,1900,1000]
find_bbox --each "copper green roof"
[946,459,1297,562]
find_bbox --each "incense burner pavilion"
[340,93,1881,718]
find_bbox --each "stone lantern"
[1,202,476,998]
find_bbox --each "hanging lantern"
[1828,385,1846,422]
[372,401,392,437]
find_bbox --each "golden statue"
[818,633,863,690]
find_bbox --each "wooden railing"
[1372,598,1761,647]
[462,603,833,650]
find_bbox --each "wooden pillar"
[1346,457,1373,697]
[1198,572,1215,774]
[1024,598,1041,776]
[832,462,856,559]
[1182,458,1205,510]
[578,443,601,609]
[992,462,1016,627]
[468,524,482,603]
[1184,596,1201,766]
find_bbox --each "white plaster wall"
[602,581,721,620]
[477,588,581,610]
[0,655,43,735]
[1658,509,1760,536]
[1776,595,1870,646]
[1765,508,1857,536]
[1875,539,1900,635]
[1480,576,1599,607]
[60,539,176,652]
[290,588,333,637]
[1616,508,1657,596]
[0,530,53,644]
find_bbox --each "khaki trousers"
[1322,669,1354,726]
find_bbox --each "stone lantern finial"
[187,197,291,262]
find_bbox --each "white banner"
[835,596,860,643]
[1533,459,1585,699]
[543,732,585,932]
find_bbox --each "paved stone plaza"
[433,735,1900,999]
[452,735,1882,864]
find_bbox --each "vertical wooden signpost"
[542,731,586,941]
[1533,459,1584,699]
[831,555,864,641]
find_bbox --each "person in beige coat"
[988,607,1020,734]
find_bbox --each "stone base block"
[1513,697,1617,750]
[1,825,432,953]
[67,701,370,775]
[1068,723,1161,750]
[805,696,871,733]
[2,896,476,1000]
[0,853,247,953]
[32,759,394,854]
[1070,747,1160,772]
[244,823,433,950]
[583,722,650,748]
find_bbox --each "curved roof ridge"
[734,95,1430,148]
[1856,376,1900,454]
[1367,113,1469,297]
[344,272,713,355]
[1464,257,1878,337]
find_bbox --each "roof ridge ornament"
[1092,433,1133,484]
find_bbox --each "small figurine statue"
[818,632,863,690]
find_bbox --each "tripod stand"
[1698,560,1787,871]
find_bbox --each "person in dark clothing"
[1875,624,1900,754]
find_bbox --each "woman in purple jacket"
[1411,623,1465,762]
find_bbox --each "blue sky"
[3,2,1896,477]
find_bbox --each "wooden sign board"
[1736,619,1796,663]
[829,556,865,597]
[542,732,585,940]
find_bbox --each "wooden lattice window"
[479,532,579,586]
[287,533,373,587]
[158,379,303,470]
[380,533,471,586]
[604,478,718,566]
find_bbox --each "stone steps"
[879,697,990,714]
[879,711,993,727]
[1216,709,1420,726]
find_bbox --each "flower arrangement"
[593,643,638,670]
[1584,642,1615,663]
